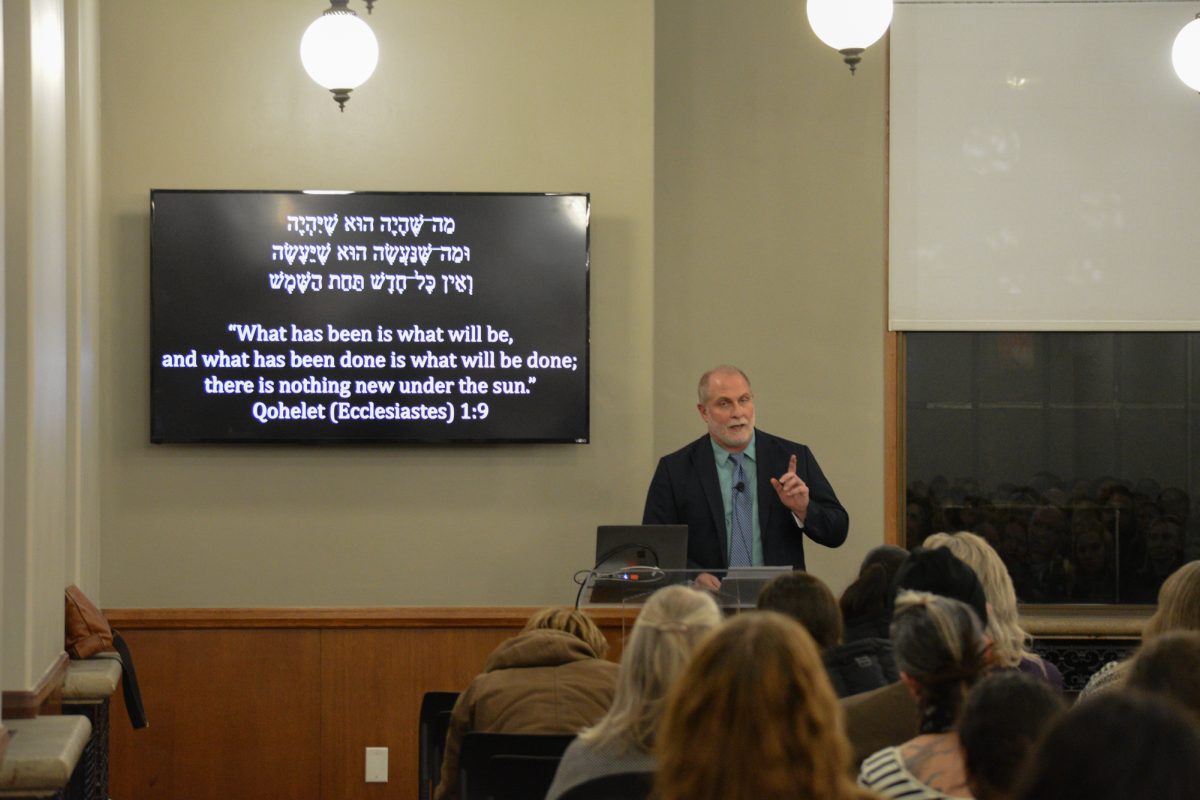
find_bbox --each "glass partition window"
[904,332,1200,604]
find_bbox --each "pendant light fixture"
[1173,14,1200,92]
[301,0,379,111]
[807,0,894,75]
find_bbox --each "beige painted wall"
[654,1,887,594]
[98,0,887,607]
[99,0,656,606]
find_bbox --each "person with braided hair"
[857,591,989,800]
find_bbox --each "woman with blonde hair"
[544,586,721,799]
[924,531,1063,690]
[1080,558,1200,698]
[656,611,875,800]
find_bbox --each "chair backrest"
[459,732,576,800]
[418,691,461,800]
[556,771,655,800]
[489,754,567,800]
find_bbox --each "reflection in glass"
[905,332,1200,605]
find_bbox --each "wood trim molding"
[2,652,69,720]
[882,47,901,548]
[105,604,1147,639]
[104,606,641,630]
[1021,605,1148,639]
[884,330,900,545]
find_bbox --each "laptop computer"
[587,524,689,603]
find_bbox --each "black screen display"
[151,190,589,443]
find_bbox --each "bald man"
[643,366,848,589]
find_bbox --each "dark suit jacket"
[641,429,848,571]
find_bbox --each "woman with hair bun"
[839,544,910,643]
[858,591,989,800]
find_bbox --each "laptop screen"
[593,524,688,573]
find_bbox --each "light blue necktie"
[729,453,753,567]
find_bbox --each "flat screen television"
[150,190,589,443]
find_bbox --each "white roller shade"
[889,2,1200,331]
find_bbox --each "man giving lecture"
[642,365,848,591]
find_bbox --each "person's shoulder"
[1017,653,1064,691]
[657,434,711,464]
[754,429,809,454]
[561,653,620,679]
[1079,658,1127,699]
[487,629,602,671]
[586,657,620,674]
[860,745,902,766]
[842,677,908,708]
[858,745,904,780]
[842,679,913,724]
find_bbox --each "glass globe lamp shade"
[301,9,379,110]
[807,0,894,74]
[1172,17,1200,93]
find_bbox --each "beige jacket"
[434,628,619,800]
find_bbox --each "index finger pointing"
[788,454,798,475]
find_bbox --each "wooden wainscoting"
[105,607,635,800]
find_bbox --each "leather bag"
[64,584,148,729]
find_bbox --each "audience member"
[841,547,990,768]
[971,515,1004,559]
[1125,515,1186,602]
[997,515,1031,594]
[1023,506,1069,602]
[905,474,1199,604]
[957,672,1065,800]
[1012,692,1200,800]
[656,611,874,800]
[839,544,910,643]
[1099,484,1140,582]
[757,572,841,649]
[906,495,933,546]
[1125,629,1200,724]
[1133,499,1162,542]
[1157,486,1189,526]
[924,531,1063,690]
[858,592,989,800]
[435,608,618,800]
[1066,519,1117,602]
[759,571,897,697]
[1079,559,1200,699]
[544,586,720,800]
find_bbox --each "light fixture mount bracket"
[839,47,865,75]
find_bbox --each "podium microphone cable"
[573,543,664,609]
